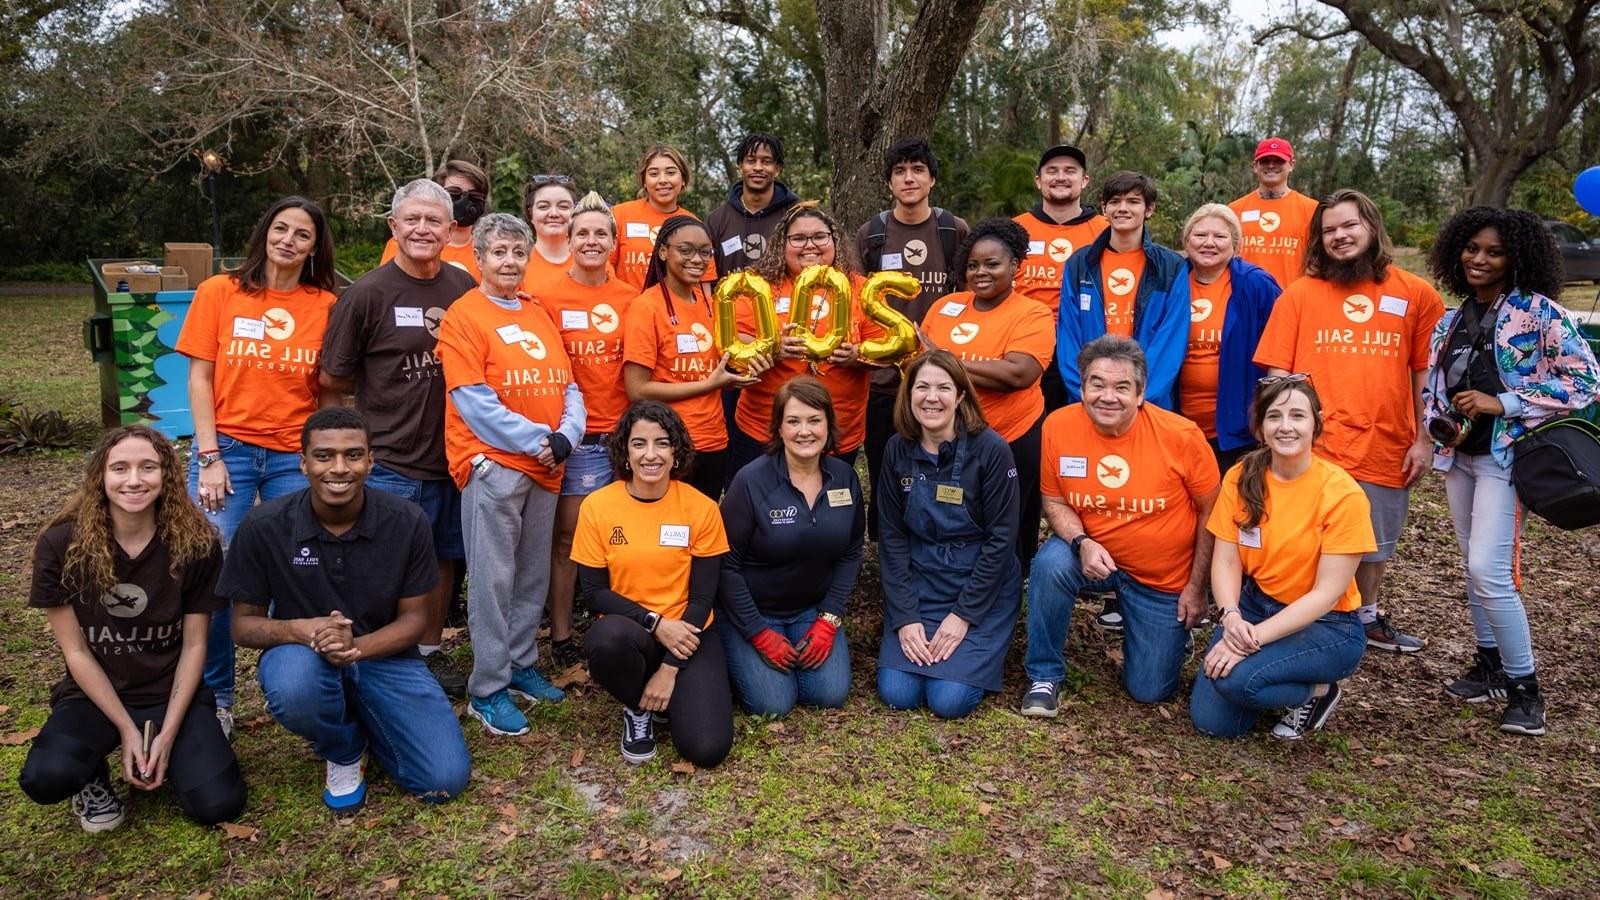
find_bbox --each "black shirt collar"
[769,450,844,488]
[290,488,377,543]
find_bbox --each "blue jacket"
[1057,229,1190,409]
[1205,258,1281,451]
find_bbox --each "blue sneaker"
[469,689,530,736]
[323,757,367,814]
[509,667,566,704]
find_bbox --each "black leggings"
[18,693,247,825]
[1010,414,1045,570]
[586,616,733,768]
[686,448,728,501]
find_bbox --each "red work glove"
[750,628,798,670]
[795,617,838,669]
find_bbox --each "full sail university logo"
[101,583,149,619]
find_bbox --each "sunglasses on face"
[446,187,488,202]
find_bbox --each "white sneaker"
[215,705,234,740]
[323,757,367,813]
[71,772,125,833]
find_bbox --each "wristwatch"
[196,449,222,468]
[642,611,661,633]
[1069,534,1090,556]
[819,612,844,628]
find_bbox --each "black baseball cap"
[1038,144,1087,171]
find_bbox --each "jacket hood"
[726,181,800,218]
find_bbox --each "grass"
[1,288,1599,897]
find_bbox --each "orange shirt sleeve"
[176,276,227,362]
[1319,479,1378,556]
[622,293,661,371]
[691,492,731,557]
[438,298,490,392]
[1010,301,1055,367]
[1252,285,1302,371]
[1181,421,1222,497]
[1206,468,1241,541]
[1039,412,1062,498]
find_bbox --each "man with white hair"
[319,179,478,696]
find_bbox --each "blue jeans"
[876,667,985,719]
[717,608,851,716]
[189,433,307,708]
[1024,535,1190,703]
[365,463,465,560]
[1189,582,1367,738]
[258,644,470,800]
[1444,454,1534,677]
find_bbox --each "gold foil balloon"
[857,270,921,363]
[713,271,779,373]
[788,265,853,361]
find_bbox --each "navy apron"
[877,433,1022,692]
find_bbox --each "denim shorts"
[365,463,465,560]
[559,440,615,497]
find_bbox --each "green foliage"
[0,403,96,454]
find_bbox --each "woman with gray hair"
[1177,203,1282,473]
[437,212,586,736]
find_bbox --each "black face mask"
[452,193,486,227]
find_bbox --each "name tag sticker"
[881,252,904,270]
[1240,209,1261,223]
[1079,293,1092,311]
[496,323,524,344]
[1028,240,1046,256]
[659,524,690,547]
[394,306,425,327]
[1379,295,1409,317]
[675,333,700,354]
[720,236,743,256]
[935,484,964,505]
[1059,456,1088,478]
[560,309,589,331]
[775,296,792,315]
[827,488,852,508]
[1238,526,1263,549]
[626,222,651,238]
[938,301,966,317]
[232,316,265,339]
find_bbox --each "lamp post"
[200,149,225,252]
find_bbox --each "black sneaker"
[1094,594,1123,633]
[551,638,583,671]
[1020,681,1060,718]
[1500,675,1547,736]
[71,768,125,833]
[620,706,657,764]
[1445,646,1506,703]
[425,653,467,700]
[1364,614,1425,653]
[1272,682,1343,740]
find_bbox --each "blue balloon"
[1575,167,1600,217]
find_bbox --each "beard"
[1320,252,1381,286]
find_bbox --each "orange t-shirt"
[175,274,336,453]
[438,288,575,492]
[540,274,636,435]
[519,250,571,298]
[1040,403,1220,592]
[1099,246,1146,337]
[570,480,729,623]
[924,290,1054,441]
[1252,268,1445,488]
[1178,270,1233,438]
[608,200,716,290]
[622,286,727,451]
[1207,457,1376,612]
[1012,211,1109,321]
[1228,189,1318,290]
[732,275,882,453]
[381,238,481,281]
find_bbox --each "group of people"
[20,132,1598,833]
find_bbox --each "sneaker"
[1095,594,1124,633]
[323,757,367,814]
[620,706,657,764]
[425,653,467,700]
[509,667,566,704]
[215,705,234,740]
[551,638,583,671]
[1364,614,1425,653]
[1020,681,1060,718]
[469,690,531,736]
[70,770,124,833]
[1445,647,1507,703]
[1500,675,1547,736]
[1272,682,1343,740]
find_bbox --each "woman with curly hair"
[570,401,734,767]
[19,426,247,832]
[923,217,1055,567]
[1423,207,1599,736]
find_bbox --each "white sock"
[418,644,441,657]
[1355,604,1377,625]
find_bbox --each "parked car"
[1544,220,1600,283]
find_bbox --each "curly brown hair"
[607,400,696,482]
[750,203,862,285]
[40,426,219,599]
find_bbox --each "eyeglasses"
[1256,372,1313,388]
[672,244,715,261]
[532,174,573,186]
[787,232,834,248]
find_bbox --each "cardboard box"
[160,266,186,291]
[101,262,161,293]
[163,242,213,289]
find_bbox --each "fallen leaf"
[658,868,682,883]
[552,664,591,689]
[378,876,400,892]
[1486,859,1526,878]
[1396,834,1416,853]
[194,893,212,900]
[977,802,993,816]
[671,761,695,775]
[1143,889,1174,900]
[441,627,463,641]
[498,823,516,836]
[1327,816,1347,827]
[497,802,518,818]
[1460,859,1483,874]
[0,727,39,746]
[1206,852,1233,872]
[1371,756,1391,767]
[588,847,606,860]
[767,721,787,734]
[0,704,10,715]
[1157,705,1172,720]
[976,781,998,795]
[570,747,585,768]
[219,822,259,841]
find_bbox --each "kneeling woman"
[1190,377,1374,740]
[20,426,247,831]
[877,350,1021,719]
[572,401,734,766]
[719,376,864,715]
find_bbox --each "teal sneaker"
[469,689,530,736]
[509,667,566,704]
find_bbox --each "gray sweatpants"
[462,457,559,697]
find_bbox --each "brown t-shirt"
[856,208,971,393]
[30,523,225,707]
[319,260,478,480]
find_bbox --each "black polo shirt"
[216,487,438,658]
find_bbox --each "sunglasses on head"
[532,174,573,186]
[1256,372,1312,389]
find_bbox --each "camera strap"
[1443,292,1505,392]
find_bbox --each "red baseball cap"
[1254,138,1294,162]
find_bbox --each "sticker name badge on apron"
[826,488,852,508]
[935,484,964,505]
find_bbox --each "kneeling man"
[1022,335,1219,714]
[218,408,470,812]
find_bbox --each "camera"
[1428,411,1472,445]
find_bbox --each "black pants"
[1010,414,1045,570]
[586,616,733,768]
[864,390,897,542]
[686,448,728,501]
[1041,351,1070,413]
[18,693,247,825]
